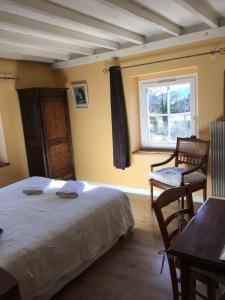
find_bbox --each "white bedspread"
[0,177,134,300]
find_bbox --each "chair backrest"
[153,187,194,300]
[153,186,194,251]
[175,137,210,175]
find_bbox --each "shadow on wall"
[14,60,56,89]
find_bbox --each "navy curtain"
[109,66,130,170]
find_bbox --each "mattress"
[0,177,134,300]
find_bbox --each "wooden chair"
[218,292,225,300]
[150,136,210,208]
[153,187,218,300]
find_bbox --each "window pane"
[139,76,195,148]
[149,116,168,142]
[148,87,167,114]
[169,83,190,113]
[170,113,191,141]
[148,83,192,143]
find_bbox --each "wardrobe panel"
[18,88,75,180]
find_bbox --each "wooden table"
[0,268,20,300]
[169,197,225,300]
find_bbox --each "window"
[139,74,197,149]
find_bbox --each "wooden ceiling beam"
[0,29,93,56]
[0,11,119,50]
[175,0,219,28]
[52,26,225,69]
[2,0,144,45]
[0,40,70,61]
[0,51,54,63]
[104,0,181,36]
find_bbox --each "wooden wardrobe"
[17,88,75,180]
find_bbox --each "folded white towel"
[23,189,44,195]
[56,180,85,198]
[22,181,50,195]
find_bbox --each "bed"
[0,176,134,300]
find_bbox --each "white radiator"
[210,121,225,197]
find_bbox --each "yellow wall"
[1,37,225,193]
[0,59,56,186]
[54,38,225,193]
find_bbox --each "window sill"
[132,149,174,155]
[0,162,10,168]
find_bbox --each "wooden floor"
[52,193,172,300]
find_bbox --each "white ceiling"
[0,0,224,69]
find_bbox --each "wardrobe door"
[40,95,75,179]
[18,89,48,177]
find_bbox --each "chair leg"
[150,182,154,209]
[191,277,196,300]
[206,280,217,300]
[178,197,185,210]
[203,185,207,202]
[181,196,185,209]
[168,257,179,300]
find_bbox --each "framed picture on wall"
[71,83,89,108]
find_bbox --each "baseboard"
[87,181,203,203]
[88,181,150,195]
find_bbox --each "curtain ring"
[103,68,109,74]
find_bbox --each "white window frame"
[139,73,198,149]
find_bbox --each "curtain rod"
[0,74,16,80]
[103,47,225,73]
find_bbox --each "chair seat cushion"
[150,167,206,187]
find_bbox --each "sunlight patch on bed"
[47,179,65,189]
[47,180,98,193]
[83,182,98,192]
